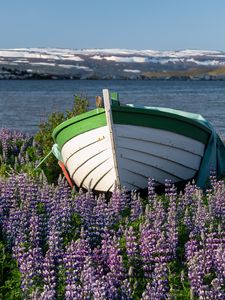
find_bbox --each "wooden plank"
[116,136,201,170]
[61,126,109,162]
[70,148,109,178]
[118,149,196,180]
[115,124,205,156]
[81,160,116,190]
[120,169,148,189]
[93,169,116,191]
[65,137,110,167]
[69,149,113,187]
[120,159,190,186]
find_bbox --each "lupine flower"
[130,192,143,221]
[125,226,139,263]
[0,130,225,300]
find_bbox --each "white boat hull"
[61,124,205,192]
[53,89,225,191]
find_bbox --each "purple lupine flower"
[30,289,42,300]
[101,227,114,261]
[208,179,225,222]
[63,231,90,299]
[125,226,139,264]
[4,199,21,247]
[48,225,63,259]
[142,282,153,300]
[42,249,57,299]
[185,228,225,298]
[187,252,205,295]
[1,131,225,300]
[0,174,17,226]
[211,278,225,299]
[107,236,124,281]
[167,193,178,258]
[183,207,193,231]
[192,197,211,236]
[74,190,101,245]
[130,192,143,221]
[152,199,166,231]
[96,194,112,228]
[214,242,225,279]
[148,178,156,207]
[120,278,133,299]
[0,128,31,167]
[209,170,218,189]
[180,181,197,208]
[107,186,129,224]
[142,262,169,300]
[100,232,125,296]
[185,233,199,261]
[141,229,170,299]
[109,187,122,216]
[80,256,97,298]
[64,284,83,300]
[12,233,33,296]
[40,287,56,300]
[13,237,41,297]
[165,181,177,203]
[164,179,172,197]
[155,231,171,264]
[140,221,158,278]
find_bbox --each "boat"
[52,89,225,192]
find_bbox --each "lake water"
[0,80,224,136]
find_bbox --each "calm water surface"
[0,80,224,136]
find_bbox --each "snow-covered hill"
[1,48,225,80]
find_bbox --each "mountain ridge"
[1,48,225,80]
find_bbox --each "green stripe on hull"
[53,104,211,150]
[52,108,106,149]
[112,105,211,144]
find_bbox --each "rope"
[35,149,53,169]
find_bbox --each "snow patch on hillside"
[31,62,56,67]
[73,65,93,71]
[58,64,76,69]
[1,48,225,62]
[123,69,141,73]
[104,56,147,63]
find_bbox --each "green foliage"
[168,261,191,299]
[0,162,8,178]
[34,94,89,183]
[63,212,82,246]
[0,242,22,300]
[66,94,89,118]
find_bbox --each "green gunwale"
[52,108,106,149]
[112,105,211,144]
[52,104,212,151]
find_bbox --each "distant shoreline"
[1,48,225,81]
[1,74,225,81]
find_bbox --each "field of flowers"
[0,126,225,300]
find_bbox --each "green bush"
[34,94,89,183]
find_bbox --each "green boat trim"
[53,101,212,150]
[112,104,211,144]
[52,108,106,149]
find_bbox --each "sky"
[0,0,225,51]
